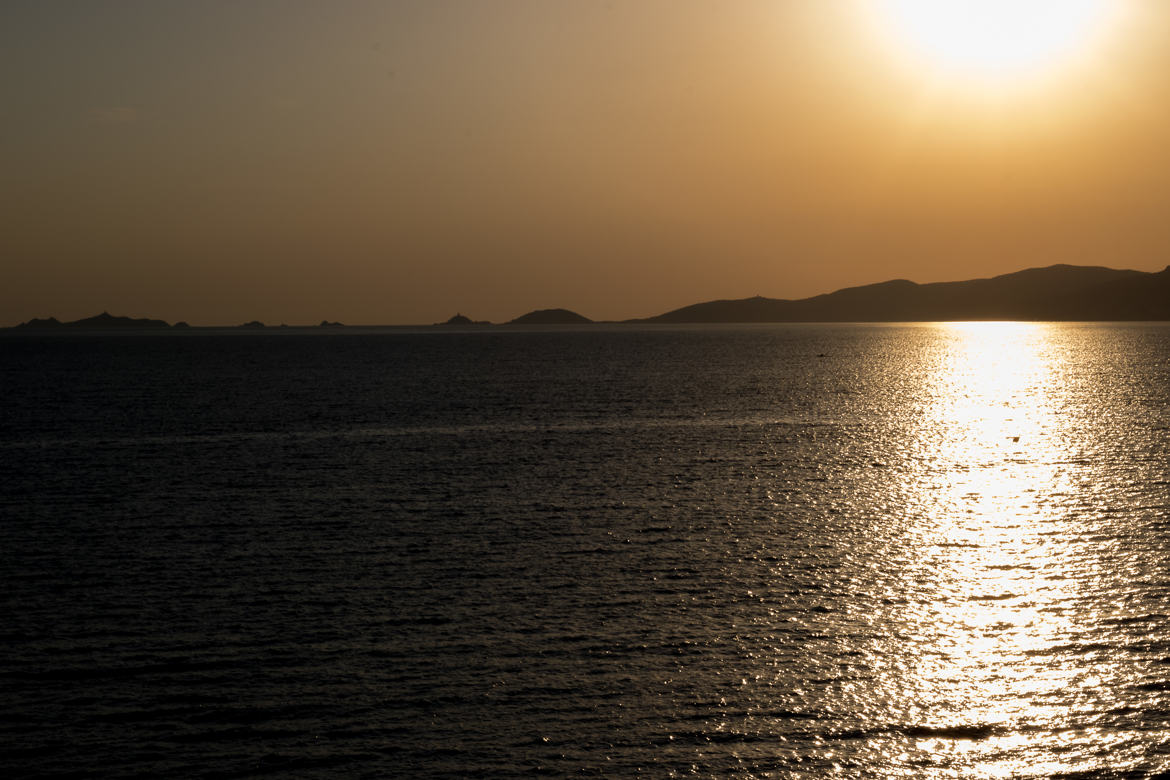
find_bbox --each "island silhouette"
[508,308,592,325]
[8,264,1170,329]
[12,311,174,330]
[436,313,492,326]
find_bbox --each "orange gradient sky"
[4,1,1170,325]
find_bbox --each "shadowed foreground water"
[3,323,1170,777]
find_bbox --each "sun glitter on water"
[868,0,1118,84]
[894,323,1088,774]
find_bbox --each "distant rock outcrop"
[636,265,1170,323]
[318,320,345,328]
[509,308,592,325]
[237,320,266,329]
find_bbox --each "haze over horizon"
[5,1,1170,326]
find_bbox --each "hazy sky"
[4,1,1170,325]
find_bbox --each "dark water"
[3,323,1170,778]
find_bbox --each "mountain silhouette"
[637,265,1170,323]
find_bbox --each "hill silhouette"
[638,265,1170,323]
[509,308,592,325]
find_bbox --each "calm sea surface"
[3,323,1170,778]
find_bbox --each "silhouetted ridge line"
[8,264,1168,328]
[636,264,1170,323]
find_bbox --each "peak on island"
[509,308,592,325]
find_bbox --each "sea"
[2,322,1169,778]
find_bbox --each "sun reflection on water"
[892,323,1110,775]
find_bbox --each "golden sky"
[3,1,1170,324]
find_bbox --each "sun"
[870,0,1117,82]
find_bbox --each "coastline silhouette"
[9,264,1170,330]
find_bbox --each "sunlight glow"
[871,0,1117,82]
